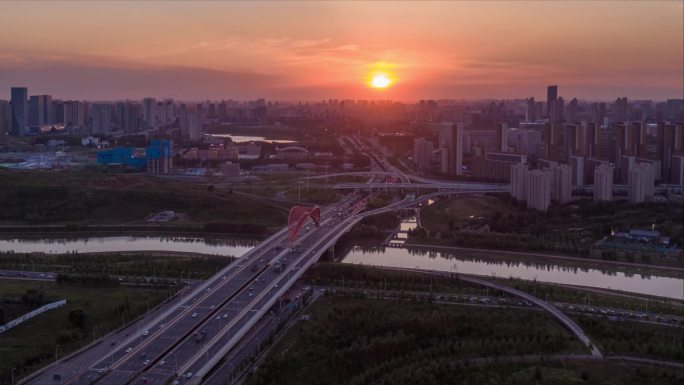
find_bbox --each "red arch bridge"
[287,205,321,242]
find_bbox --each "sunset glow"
[0,1,681,100]
[370,73,392,89]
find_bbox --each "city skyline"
[1,1,682,101]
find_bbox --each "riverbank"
[403,242,684,279]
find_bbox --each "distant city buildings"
[90,103,112,135]
[10,87,28,135]
[439,122,463,176]
[412,138,434,168]
[593,163,614,202]
[628,162,655,203]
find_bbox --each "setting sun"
[370,73,392,89]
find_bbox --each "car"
[97,368,105,374]
[186,373,193,378]
[143,360,150,366]
[172,381,179,385]
[142,330,149,336]
[215,316,221,320]
[210,305,215,310]
[39,273,46,277]
[160,360,166,365]
[259,259,265,263]
[192,312,198,317]
[125,347,132,353]
[223,314,228,319]
[46,274,53,278]
[249,292,253,297]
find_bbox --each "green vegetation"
[412,195,684,266]
[0,169,287,228]
[307,263,481,296]
[0,251,234,280]
[246,296,584,385]
[0,279,169,383]
[575,315,684,361]
[498,278,684,317]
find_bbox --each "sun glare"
[370,73,392,89]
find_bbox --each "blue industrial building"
[97,140,173,173]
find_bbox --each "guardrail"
[0,299,67,334]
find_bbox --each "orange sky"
[1,1,682,101]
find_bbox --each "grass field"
[0,279,169,384]
[245,296,585,385]
[419,195,514,234]
[0,169,288,227]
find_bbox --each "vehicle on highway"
[192,312,198,317]
[142,330,149,336]
[185,373,193,378]
[142,360,150,366]
[125,347,132,353]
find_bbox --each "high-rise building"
[592,102,606,127]
[146,139,173,174]
[615,97,628,121]
[64,101,85,133]
[552,164,572,204]
[180,104,203,141]
[439,123,464,176]
[143,97,157,129]
[552,97,565,122]
[510,163,528,201]
[569,156,584,186]
[115,102,141,132]
[566,98,579,122]
[546,85,558,117]
[0,100,9,143]
[10,87,28,135]
[496,123,509,152]
[412,138,434,169]
[628,162,655,203]
[28,95,53,126]
[526,97,535,121]
[526,169,552,211]
[90,103,112,135]
[593,163,614,202]
[670,155,684,191]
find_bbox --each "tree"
[68,309,88,330]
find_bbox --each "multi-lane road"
[24,191,386,385]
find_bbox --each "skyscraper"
[526,97,535,121]
[552,164,572,204]
[143,97,157,129]
[496,123,508,152]
[28,95,52,126]
[0,100,9,143]
[593,163,614,202]
[566,98,578,122]
[412,138,434,169]
[526,169,552,211]
[440,122,464,176]
[628,162,655,203]
[546,85,557,117]
[10,87,28,135]
[64,101,85,133]
[90,103,112,135]
[615,97,628,121]
[510,163,528,201]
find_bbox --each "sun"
[370,73,392,89]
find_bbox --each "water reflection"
[342,245,684,300]
[0,236,258,256]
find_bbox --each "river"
[0,236,258,257]
[1,233,682,299]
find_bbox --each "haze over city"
[1,2,683,385]
[1,1,683,101]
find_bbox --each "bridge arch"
[287,205,321,241]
